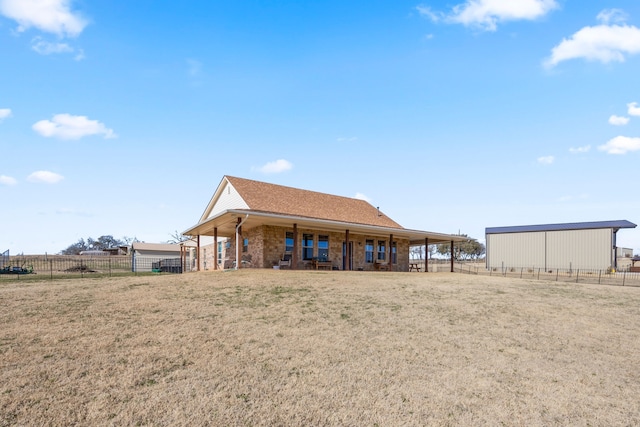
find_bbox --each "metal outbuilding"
[485,220,637,271]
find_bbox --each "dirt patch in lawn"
[1,270,639,426]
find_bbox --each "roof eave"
[183,209,466,243]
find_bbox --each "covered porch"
[183,209,467,272]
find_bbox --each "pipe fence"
[0,255,184,282]
[455,262,640,287]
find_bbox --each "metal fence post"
[623,271,626,286]
[598,270,602,284]
[576,269,579,283]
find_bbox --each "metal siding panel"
[545,229,611,270]
[486,232,545,269]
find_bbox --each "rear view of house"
[183,176,466,272]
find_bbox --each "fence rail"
[0,255,183,282]
[454,262,640,287]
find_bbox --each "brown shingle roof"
[226,176,404,229]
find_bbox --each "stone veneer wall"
[254,225,411,271]
[196,226,411,271]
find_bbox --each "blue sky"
[1,0,639,255]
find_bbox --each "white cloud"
[558,193,589,202]
[354,192,371,203]
[0,108,11,121]
[537,155,554,165]
[628,102,640,117]
[337,136,358,142]
[27,170,64,184]
[416,6,443,23]
[186,59,204,86]
[597,9,628,25]
[32,114,117,140]
[187,59,202,77]
[545,23,640,68]
[256,159,293,174]
[608,115,629,126]
[598,136,640,155]
[56,207,92,217]
[0,175,17,185]
[30,36,83,59]
[569,145,591,153]
[0,0,87,37]
[418,0,558,32]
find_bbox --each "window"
[318,235,329,261]
[365,240,374,263]
[217,242,222,263]
[302,234,314,260]
[285,232,294,253]
[391,241,397,264]
[243,238,248,253]
[377,240,386,261]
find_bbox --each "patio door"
[342,241,353,271]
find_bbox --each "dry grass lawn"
[2,270,640,426]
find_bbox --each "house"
[485,220,637,271]
[182,176,466,272]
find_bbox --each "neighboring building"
[617,247,634,271]
[617,247,633,258]
[131,242,183,272]
[104,246,130,256]
[79,250,110,256]
[485,220,637,271]
[183,176,466,272]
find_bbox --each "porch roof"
[183,208,467,245]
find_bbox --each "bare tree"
[167,230,190,244]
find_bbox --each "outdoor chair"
[278,253,292,269]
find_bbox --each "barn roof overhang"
[183,209,467,245]
[486,220,637,235]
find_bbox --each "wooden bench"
[374,260,389,271]
[312,259,333,270]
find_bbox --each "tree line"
[59,231,186,255]
[410,235,485,261]
[59,235,137,255]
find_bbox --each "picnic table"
[409,263,421,272]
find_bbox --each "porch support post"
[197,235,201,271]
[450,240,454,273]
[180,244,184,273]
[345,229,350,271]
[425,238,429,273]
[213,227,218,270]
[236,217,242,270]
[389,234,393,271]
[292,223,298,270]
